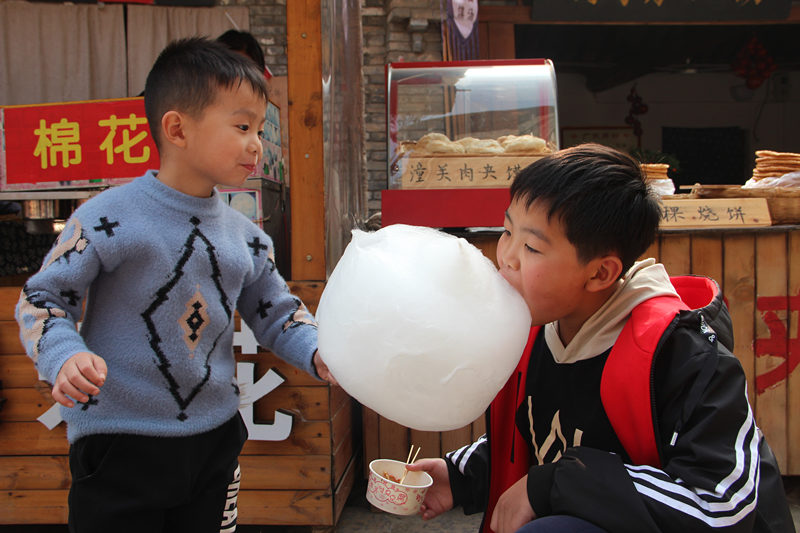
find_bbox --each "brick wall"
[217,0,289,76]
[237,0,444,215]
[363,0,443,214]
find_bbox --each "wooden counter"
[363,225,800,476]
[0,282,357,528]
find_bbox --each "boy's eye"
[257,130,265,139]
[524,244,540,254]
[238,125,249,132]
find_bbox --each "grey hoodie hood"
[545,259,678,364]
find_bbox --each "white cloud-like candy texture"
[317,224,532,431]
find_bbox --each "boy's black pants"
[68,413,248,533]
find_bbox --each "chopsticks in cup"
[399,444,421,485]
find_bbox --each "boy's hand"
[52,351,107,408]
[405,458,453,520]
[313,350,338,386]
[490,474,536,533]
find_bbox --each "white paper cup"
[366,459,433,515]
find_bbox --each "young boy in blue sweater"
[16,38,335,533]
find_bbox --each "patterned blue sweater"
[16,171,318,442]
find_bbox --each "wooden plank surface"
[0,490,69,524]
[288,281,324,314]
[441,425,473,456]
[471,414,487,441]
[0,387,54,421]
[332,423,354,488]
[240,420,331,456]
[253,385,330,422]
[0,320,24,355]
[690,234,724,291]
[377,417,409,465]
[659,234,691,276]
[238,489,332,526]
[333,452,357,524]
[787,230,800,474]
[723,234,757,406]
[331,392,354,452]
[399,155,542,189]
[0,422,69,456]
[0,286,21,320]
[659,198,771,228]
[286,0,326,281]
[238,455,329,491]
[409,429,441,462]
[1,488,337,526]
[0,354,39,388]
[0,456,70,490]
[361,406,380,477]
[236,352,325,387]
[754,233,788,471]
[0,455,334,492]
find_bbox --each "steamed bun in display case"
[316,224,532,431]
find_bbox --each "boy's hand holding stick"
[399,444,422,485]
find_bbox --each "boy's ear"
[586,255,623,292]
[161,111,187,148]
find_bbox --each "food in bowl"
[366,459,433,516]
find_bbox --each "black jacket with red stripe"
[445,275,794,533]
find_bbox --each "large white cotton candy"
[317,224,532,431]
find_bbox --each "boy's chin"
[220,175,251,188]
[528,310,547,326]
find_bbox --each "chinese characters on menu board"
[658,198,771,228]
[399,155,543,189]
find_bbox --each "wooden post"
[287,0,326,281]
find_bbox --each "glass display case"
[386,59,559,190]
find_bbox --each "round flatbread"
[425,139,466,154]
[503,135,548,154]
[416,132,451,150]
[459,137,504,154]
[755,149,800,158]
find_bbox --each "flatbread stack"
[751,150,800,181]
[641,163,670,181]
[641,163,675,196]
[406,132,552,156]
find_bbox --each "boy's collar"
[545,260,678,363]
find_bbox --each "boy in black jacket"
[407,144,794,533]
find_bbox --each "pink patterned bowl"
[366,459,433,515]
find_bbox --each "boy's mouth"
[242,164,256,174]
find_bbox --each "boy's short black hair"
[144,37,269,150]
[510,143,661,275]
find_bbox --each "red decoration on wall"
[732,36,776,90]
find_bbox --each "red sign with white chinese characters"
[1,98,159,189]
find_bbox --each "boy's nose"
[250,136,263,157]
[503,256,520,271]
[498,247,520,272]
